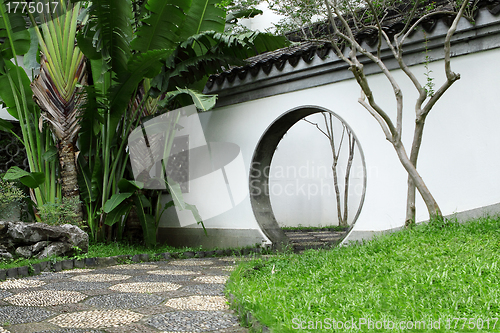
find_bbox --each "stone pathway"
[0,258,249,333]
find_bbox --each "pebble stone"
[0,256,244,332]
[193,275,228,284]
[220,266,235,272]
[40,281,112,291]
[0,328,9,333]
[147,311,238,332]
[48,309,144,328]
[129,274,193,283]
[168,260,213,266]
[147,270,201,276]
[36,272,75,280]
[85,293,164,309]
[5,290,86,306]
[0,306,53,324]
[58,268,95,274]
[35,329,101,333]
[165,296,228,311]
[181,284,225,296]
[0,291,12,300]
[0,279,45,289]
[109,282,182,293]
[113,264,158,270]
[71,273,131,282]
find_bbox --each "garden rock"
[0,221,88,260]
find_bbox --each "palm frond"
[30,1,87,142]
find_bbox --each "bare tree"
[268,0,477,224]
[304,112,356,227]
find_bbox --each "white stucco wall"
[171,46,500,234]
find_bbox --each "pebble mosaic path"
[0,258,250,333]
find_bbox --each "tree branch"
[420,0,467,117]
[358,95,393,142]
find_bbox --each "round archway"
[249,106,367,248]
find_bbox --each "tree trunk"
[59,139,83,222]
[393,140,441,220]
[405,116,426,226]
[342,131,355,224]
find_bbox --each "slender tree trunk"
[405,116,427,226]
[59,139,83,221]
[342,131,355,224]
[393,139,441,219]
[332,164,345,226]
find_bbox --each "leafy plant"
[74,0,288,244]
[37,196,84,226]
[0,178,26,220]
[0,0,62,209]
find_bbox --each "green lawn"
[227,216,500,332]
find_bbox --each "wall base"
[342,202,500,245]
[157,228,267,249]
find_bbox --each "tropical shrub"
[37,197,83,227]
[0,178,25,220]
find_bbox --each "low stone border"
[0,247,265,281]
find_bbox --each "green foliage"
[74,0,288,245]
[423,31,435,97]
[0,0,61,209]
[37,197,84,227]
[228,216,500,331]
[0,178,26,220]
[3,166,45,189]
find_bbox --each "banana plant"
[0,0,61,208]
[74,0,288,243]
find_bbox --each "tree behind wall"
[304,112,356,227]
[266,0,477,224]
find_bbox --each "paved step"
[284,228,349,253]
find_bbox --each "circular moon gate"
[249,106,367,248]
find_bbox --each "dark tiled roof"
[206,0,500,90]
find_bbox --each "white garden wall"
[196,47,500,235]
[158,8,500,246]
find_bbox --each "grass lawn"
[227,216,500,332]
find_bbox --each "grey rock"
[58,224,88,252]
[0,246,13,260]
[15,245,33,258]
[32,241,50,254]
[38,242,72,259]
[0,221,88,260]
